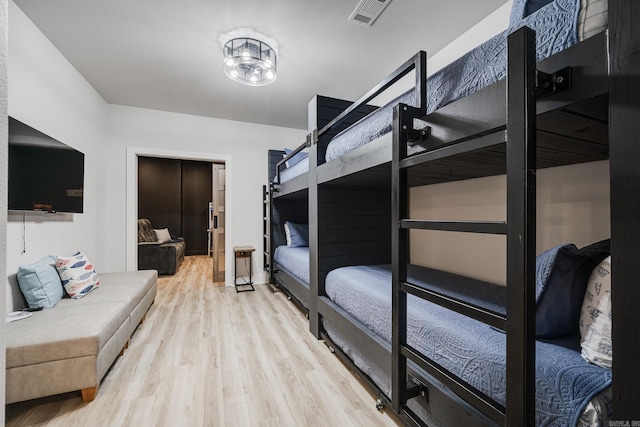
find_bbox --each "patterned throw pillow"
[55,251,100,299]
[579,256,612,369]
[137,219,158,243]
[578,0,608,41]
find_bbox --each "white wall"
[6,1,106,311]
[7,0,307,303]
[427,1,513,74]
[102,105,305,285]
[373,2,513,119]
[0,0,8,415]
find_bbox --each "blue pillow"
[16,255,64,308]
[284,148,308,168]
[535,240,609,338]
[285,221,309,247]
[579,238,610,265]
[524,0,554,17]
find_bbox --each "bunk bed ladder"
[262,184,271,280]
[392,27,537,426]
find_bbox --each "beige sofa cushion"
[6,270,156,369]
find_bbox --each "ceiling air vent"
[348,0,392,27]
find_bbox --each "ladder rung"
[401,219,506,235]
[401,344,506,425]
[401,281,506,330]
[400,130,506,169]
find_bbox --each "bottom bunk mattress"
[273,245,310,307]
[323,264,612,426]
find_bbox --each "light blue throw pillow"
[16,255,64,308]
[284,148,308,168]
[284,221,309,248]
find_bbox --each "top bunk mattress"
[325,0,606,163]
[324,263,611,426]
[279,156,309,184]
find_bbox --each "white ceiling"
[13,0,508,130]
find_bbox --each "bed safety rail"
[392,27,537,426]
[315,51,427,145]
[274,133,312,189]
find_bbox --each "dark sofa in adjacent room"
[137,218,186,275]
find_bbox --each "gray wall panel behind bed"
[272,191,309,250]
[317,185,391,293]
[310,95,378,165]
[268,149,285,182]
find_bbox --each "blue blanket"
[325,0,581,162]
[324,264,611,426]
[278,156,309,183]
[273,245,310,285]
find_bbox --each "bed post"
[505,26,537,426]
[308,132,320,338]
[308,95,321,339]
[608,0,640,422]
[391,52,426,420]
[391,102,409,415]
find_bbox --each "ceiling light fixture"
[223,37,277,86]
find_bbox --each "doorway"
[138,157,213,256]
[126,147,233,285]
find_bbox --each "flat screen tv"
[8,117,85,213]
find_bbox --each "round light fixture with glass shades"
[223,36,277,86]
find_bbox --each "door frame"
[126,146,233,286]
[211,163,226,282]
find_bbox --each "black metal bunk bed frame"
[392,27,538,426]
[268,1,639,423]
[267,98,380,312]
[265,148,310,312]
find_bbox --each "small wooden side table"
[233,246,255,292]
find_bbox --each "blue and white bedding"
[324,264,612,426]
[325,0,591,163]
[273,245,310,285]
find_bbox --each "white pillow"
[579,255,612,369]
[154,228,172,244]
[578,0,608,42]
[284,223,292,246]
[55,251,100,299]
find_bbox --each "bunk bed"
[322,260,612,426]
[266,98,379,311]
[265,148,310,310]
[265,0,639,424]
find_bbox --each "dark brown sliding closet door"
[181,160,213,256]
[138,157,182,235]
[138,156,213,256]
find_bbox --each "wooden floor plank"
[6,256,400,427]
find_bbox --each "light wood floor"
[6,256,401,427]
